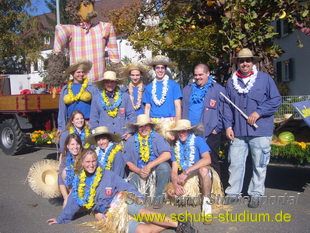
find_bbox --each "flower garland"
[67,78,88,102]
[97,143,122,170]
[69,126,90,148]
[151,75,169,106]
[135,130,155,163]
[174,133,196,171]
[128,81,143,110]
[191,75,213,103]
[232,65,258,94]
[100,87,122,117]
[72,166,103,209]
[64,152,75,186]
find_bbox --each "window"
[276,19,292,38]
[44,37,50,45]
[276,59,293,82]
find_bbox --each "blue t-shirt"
[171,136,210,168]
[67,83,91,119]
[188,87,205,125]
[143,79,182,118]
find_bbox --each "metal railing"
[275,95,310,119]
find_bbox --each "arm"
[174,99,182,121]
[57,87,67,132]
[170,161,185,196]
[126,161,143,179]
[141,151,171,178]
[89,95,100,130]
[53,25,70,54]
[106,23,120,64]
[144,103,151,117]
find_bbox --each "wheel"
[0,119,26,155]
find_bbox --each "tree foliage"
[103,0,309,85]
[0,0,47,73]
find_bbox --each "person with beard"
[53,0,120,82]
[223,48,281,208]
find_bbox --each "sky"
[29,0,51,16]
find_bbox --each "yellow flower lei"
[174,144,182,171]
[101,87,121,118]
[105,144,122,170]
[69,125,90,149]
[138,133,151,162]
[67,78,88,102]
[77,166,103,209]
[128,81,143,110]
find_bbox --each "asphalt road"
[0,146,309,233]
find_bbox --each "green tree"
[103,0,309,86]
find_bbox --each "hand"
[212,129,217,135]
[177,173,187,186]
[122,133,132,141]
[138,168,149,180]
[56,129,62,137]
[46,218,58,225]
[226,128,234,141]
[173,183,185,196]
[247,111,260,126]
[140,165,151,179]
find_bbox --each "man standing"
[224,48,281,208]
[90,71,136,140]
[182,64,225,176]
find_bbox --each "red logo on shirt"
[210,99,216,107]
[105,187,112,196]
[119,108,125,115]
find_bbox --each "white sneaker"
[202,197,212,214]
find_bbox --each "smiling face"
[130,70,142,85]
[72,113,85,129]
[72,69,85,83]
[138,124,151,138]
[237,58,254,76]
[154,65,166,80]
[66,138,81,156]
[194,66,210,87]
[82,152,98,174]
[96,135,111,150]
[103,80,117,92]
[177,130,190,142]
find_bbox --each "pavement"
[0,146,309,233]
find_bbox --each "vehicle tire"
[0,119,26,155]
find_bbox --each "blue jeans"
[129,162,171,197]
[225,136,272,197]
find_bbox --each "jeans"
[129,162,171,197]
[225,136,272,197]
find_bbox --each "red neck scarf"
[236,70,254,78]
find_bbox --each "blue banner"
[291,101,310,127]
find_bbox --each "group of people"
[47,48,281,233]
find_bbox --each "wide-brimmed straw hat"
[93,71,125,88]
[146,55,177,69]
[63,60,93,77]
[86,126,122,145]
[126,114,157,132]
[231,48,261,64]
[169,119,203,135]
[27,159,61,198]
[120,62,148,78]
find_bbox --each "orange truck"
[0,76,60,155]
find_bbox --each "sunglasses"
[238,58,253,63]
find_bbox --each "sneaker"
[176,221,196,233]
[248,197,261,208]
[202,197,212,214]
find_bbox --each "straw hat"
[120,62,148,78]
[169,119,203,135]
[27,159,60,198]
[86,126,122,145]
[146,55,177,69]
[231,48,261,64]
[63,60,93,77]
[93,71,125,88]
[126,114,157,132]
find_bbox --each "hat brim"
[169,123,204,135]
[86,131,122,146]
[63,60,93,78]
[27,159,61,198]
[231,56,261,64]
[120,64,148,79]
[125,121,157,132]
